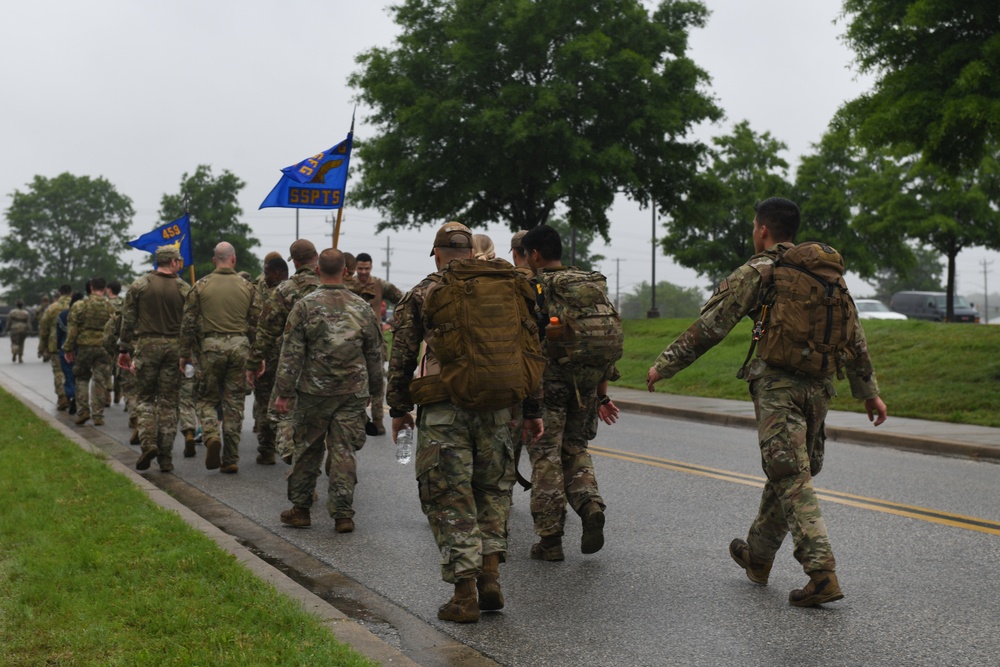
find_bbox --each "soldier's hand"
[646,367,663,392]
[598,400,620,425]
[274,396,291,415]
[245,370,256,388]
[522,418,544,444]
[64,351,74,364]
[255,360,266,379]
[865,396,888,427]
[392,414,415,442]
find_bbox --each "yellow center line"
[590,445,1000,537]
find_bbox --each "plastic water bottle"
[396,426,413,464]
[183,363,195,379]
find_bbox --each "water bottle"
[396,426,413,464]
[545,316,571,360]
[183,362,195,379]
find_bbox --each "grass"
[612,318,1000,428]
[0,390,377,667]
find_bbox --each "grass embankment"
[0,390,375,667]
[613,318,1000,428]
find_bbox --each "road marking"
[590,446,1000,537]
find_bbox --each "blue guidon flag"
[260,133,353,210]
[128,213,193,268]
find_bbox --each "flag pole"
[184,196,195,286]
[333,108,356,250]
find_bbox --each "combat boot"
[530,536,564,562]
[438,579,480,623]
[280,506,311,528]
[256,451,276,465]
[67,397,77,415]
[220,462,239,474]
[129,427,141,445]
[789,571,844,607]
[581,502,605,555]
[183,430,197,458]
[477,553,504,611]
[74,412,90,426]
[205,437,222,470]
[158,457,174,473]
[93,416,104,426]
[335,518,355,533]
[57,396,69,411]
[136,446,158,471]
[729,538,772,585]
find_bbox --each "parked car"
[890,291,980,323]
[854,299,907,320]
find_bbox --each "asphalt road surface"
[4,358,999,667]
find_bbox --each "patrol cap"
[288,238,318,262]
[155,245,181,262]
[510,230,528,252]
[430,221,473,256]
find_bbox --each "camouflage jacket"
[66,294,115,349]
[39,294,72,354]
[387,270,543,418]
[6,308,30,333]
[180,267,259,358]
[652,243,880,400]
[273,284,384,399]
[247,265,321,371]
[349,275,403,317]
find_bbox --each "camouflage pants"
[133,337,181,457]
[49,353,67,402]
[748,370,836,574]
[270,390,296,462]
[527,377,605,538]
[9,329,28,358]
[417,401,515,584]
[253,354,278,455]
[287,392,368,518]
[72,345,110,419]
[196,336,249,466]
[178,371,197,433]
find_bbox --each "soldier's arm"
[246,285,261,347]
[179,286,201,361]
[117,280,142,354]
[386,288,424,416]
[845,316,880,400]
[363,311,386,401]
[383,280,404,305]
[272,302,306,400]
[64,303,81,351]
[248,289,288,371]
[651,265,760,382]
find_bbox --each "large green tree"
[618,280,704,319]
[866,244,944,304]
[349,0,722,235]
[838,0,1000,173]
[157,165,259,279]
[661,120,791,283]
[0,173,134,302]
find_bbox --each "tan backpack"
[420,259,545,411]
[743,242,858,378]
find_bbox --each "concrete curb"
[2,376,419,667]
[614,399,1000,462]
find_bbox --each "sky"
[1,0,997,304]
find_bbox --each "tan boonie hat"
[288,238,318,262]
[155,245,181,262]
[510,230,528,252]
[430,221,473,256]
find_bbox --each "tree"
[661,121,791,282]
[864,244,944,304]
[157,165,259,279]
[0,173,135,302]
[349,0,722,236]
[838,0,1000,173]
[618,280,704,320]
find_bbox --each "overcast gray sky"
[1,0,996,302]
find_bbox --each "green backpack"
[421,259,545,411]
[538,268,624,368]
[747,242,858,378]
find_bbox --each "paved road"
[4,359,1000,667]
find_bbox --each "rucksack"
[744,242,858,378]
[420,259,545,411]
[538,268,624,368]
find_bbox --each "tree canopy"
[157,165,260,279]
[838,0,1000,173]
[0,173,135,302]
[661,121,791,283]
[618,280,704,320]
[349,0,722,236]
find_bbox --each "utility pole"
[295,209,299,240]
[382,236,392,282]
[615,258,621,312]
[982,259,993,323]
[647,206,659,318]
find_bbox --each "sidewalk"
[613,386,1000,462]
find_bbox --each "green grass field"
[613,318,1000,428]
[0,390,376,667]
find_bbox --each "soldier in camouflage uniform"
[64,277,115,426]
[274,249,383,533]
[246,239,321,464]
[520,225,620,563]
[39,285,73,410]
[103,290,139,438]
[350,252,403,435]
[7,301,30,363]
[250,254,288,464]
[647,197,888,607]
[387,221,544,624]
[119,246,190,472]
[180,242,259,474]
